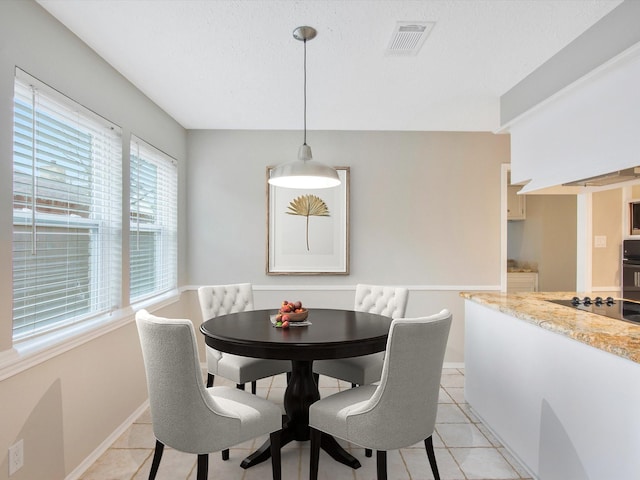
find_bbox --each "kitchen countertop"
[460,291,640,364]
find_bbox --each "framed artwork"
[267,166,349,275]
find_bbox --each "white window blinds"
[12,69,122,340]
[130,136,177,302]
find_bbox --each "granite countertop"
[460,291,640,364]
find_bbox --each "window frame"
[129,136,178,303]
[12,69,123,342]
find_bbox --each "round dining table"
[200,307,392,470]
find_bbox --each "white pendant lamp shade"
[269,144,341,189]
[268,26,341,189]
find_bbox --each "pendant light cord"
[303,38,307,145]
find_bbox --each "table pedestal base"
[240,423,361,469]
[240,359,361,470]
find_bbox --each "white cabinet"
[507,185,526,220]
[507,272,538,292]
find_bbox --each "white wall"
[502,1,640,193]
[0,2,187,479]
[186,129,511,364]
[509,45,640,193]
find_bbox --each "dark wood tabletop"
[200,308,392,361]
[199,307,393,470]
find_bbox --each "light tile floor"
[81,368,532,480]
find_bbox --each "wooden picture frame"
[266,166,349,275]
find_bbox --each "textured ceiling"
[37,0,622,131]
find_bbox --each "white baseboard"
[466,404,538,479]
[65,400,150,480]
[443,362,465,369]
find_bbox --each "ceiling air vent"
[386,21,435,56]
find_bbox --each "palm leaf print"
[286,195,330,251]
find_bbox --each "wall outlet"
[594,235,607,248]
[8,439,24,476]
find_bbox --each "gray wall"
[508,195,577,291]
[187,129,511,364]
[0,1,187,479]
[187,130,509,285]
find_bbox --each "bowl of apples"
[277,300,308,322]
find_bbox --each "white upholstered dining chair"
[313,284,409,387]
[198,283,290,393]
[135,309,283,480]
[309,309,452,480]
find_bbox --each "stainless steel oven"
[623,240,640,301]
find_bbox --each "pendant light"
[268,26,341,189]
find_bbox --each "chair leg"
[206,373,214,387]
[376,450,387,480]
[424,436,441,480]
[309,427,322,480]
[221,448,229,460]
[269,430,282,480]
[148,440,164,480]
[196,454,208,480]
[366,448,373,457]
[251,380,257,394]
[236,383,245,390]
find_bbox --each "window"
[130,137,177,302]
[12,69,122,341]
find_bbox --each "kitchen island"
[462,291,640,480]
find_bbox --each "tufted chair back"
[354,284,409,319]
[198,283,254,321]
[198,283,285,391]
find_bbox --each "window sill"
[0,289,182,382]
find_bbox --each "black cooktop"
[548,297,640,325]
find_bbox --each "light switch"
[594,235,607,248]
